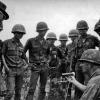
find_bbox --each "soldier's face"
[47,39,55,45]
[14,32,24,40]
[39,30,48,38]
[60,40,67,45]
[0,11,4,31]
[78,29,88,36]
[80,62,91,78]
[70,36,78,42]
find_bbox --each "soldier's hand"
[66,76,76,84]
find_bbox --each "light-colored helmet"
[46,32,57,40]
[59,34,68,41]
[69,29,79,37]
[12,24,26,34]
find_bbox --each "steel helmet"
[59,33,68,41]
[94,19,100,34]
[12,24,26,34]
[36,22,49,32]
[69,29,79,37]
[46,32,57,40]
[76,20,89,30]
[79,49,100,65]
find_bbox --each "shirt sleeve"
[80,84,99,100]
[2,41,8,55]
[24,39,31,53]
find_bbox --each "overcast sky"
[1,0,100,45]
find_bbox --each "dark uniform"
[0,1,9,97]
[24,37,49,100]
[80,69,100,100]
[2,24,27,100]
[78,49,100,100]
[45,32,64,100]
[75,20,100,100]
[2,38,27,100]
[58,45,68,74]
[47,45,64,100]
[67,29,79,100]
[67,43,78,72]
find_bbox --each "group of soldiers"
[1,1,100,100]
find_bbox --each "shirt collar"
[91,69,100,78]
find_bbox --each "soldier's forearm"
[73,79,86,92]
[2,55,9,71]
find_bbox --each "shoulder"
[87,34,99,40]
[3,39,12,44]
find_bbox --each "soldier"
[66,29,79,100]
[46,32,63,100]
[67,29,79,72]
[0,1,9,96]
[75,20,100,100]
[94,19,100,36]
[2,24,28,100]
[24,22,49,100]
[67,49,100,100]
[58,33,68,74]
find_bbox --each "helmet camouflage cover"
[79,49,100,65]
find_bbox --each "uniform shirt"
[57,45,68,59]
[77,34,100,59]
[0,40,3,71]
[57,45,68,73]
[47,45,62,79]
[67,42,78,71]
[46,45,62,67]
[2,38,27,68]
[80,69,100,100]
[24,36,48,64]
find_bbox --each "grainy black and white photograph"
[0,0,100,100]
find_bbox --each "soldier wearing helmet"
[75,20,100,100]
[67,49,100,100]
[67,29,79,72]
[46,32,61,77]
[2,24,28,100]
[46,32,64,100]
[58,34,68,74]
[24,22,49,100]
[94,19,100,36]
[0,1,9,97]
[64,29,79,99]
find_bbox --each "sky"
[1,0,100,45]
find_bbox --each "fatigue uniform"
[57,45,68,74]
[24,36,49,100]
[2,38,27,100]
[80,69,100,100]
[0,40,5,96]
[75,34,100,99]
[47,45,65,100]
[67,42,78,72]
